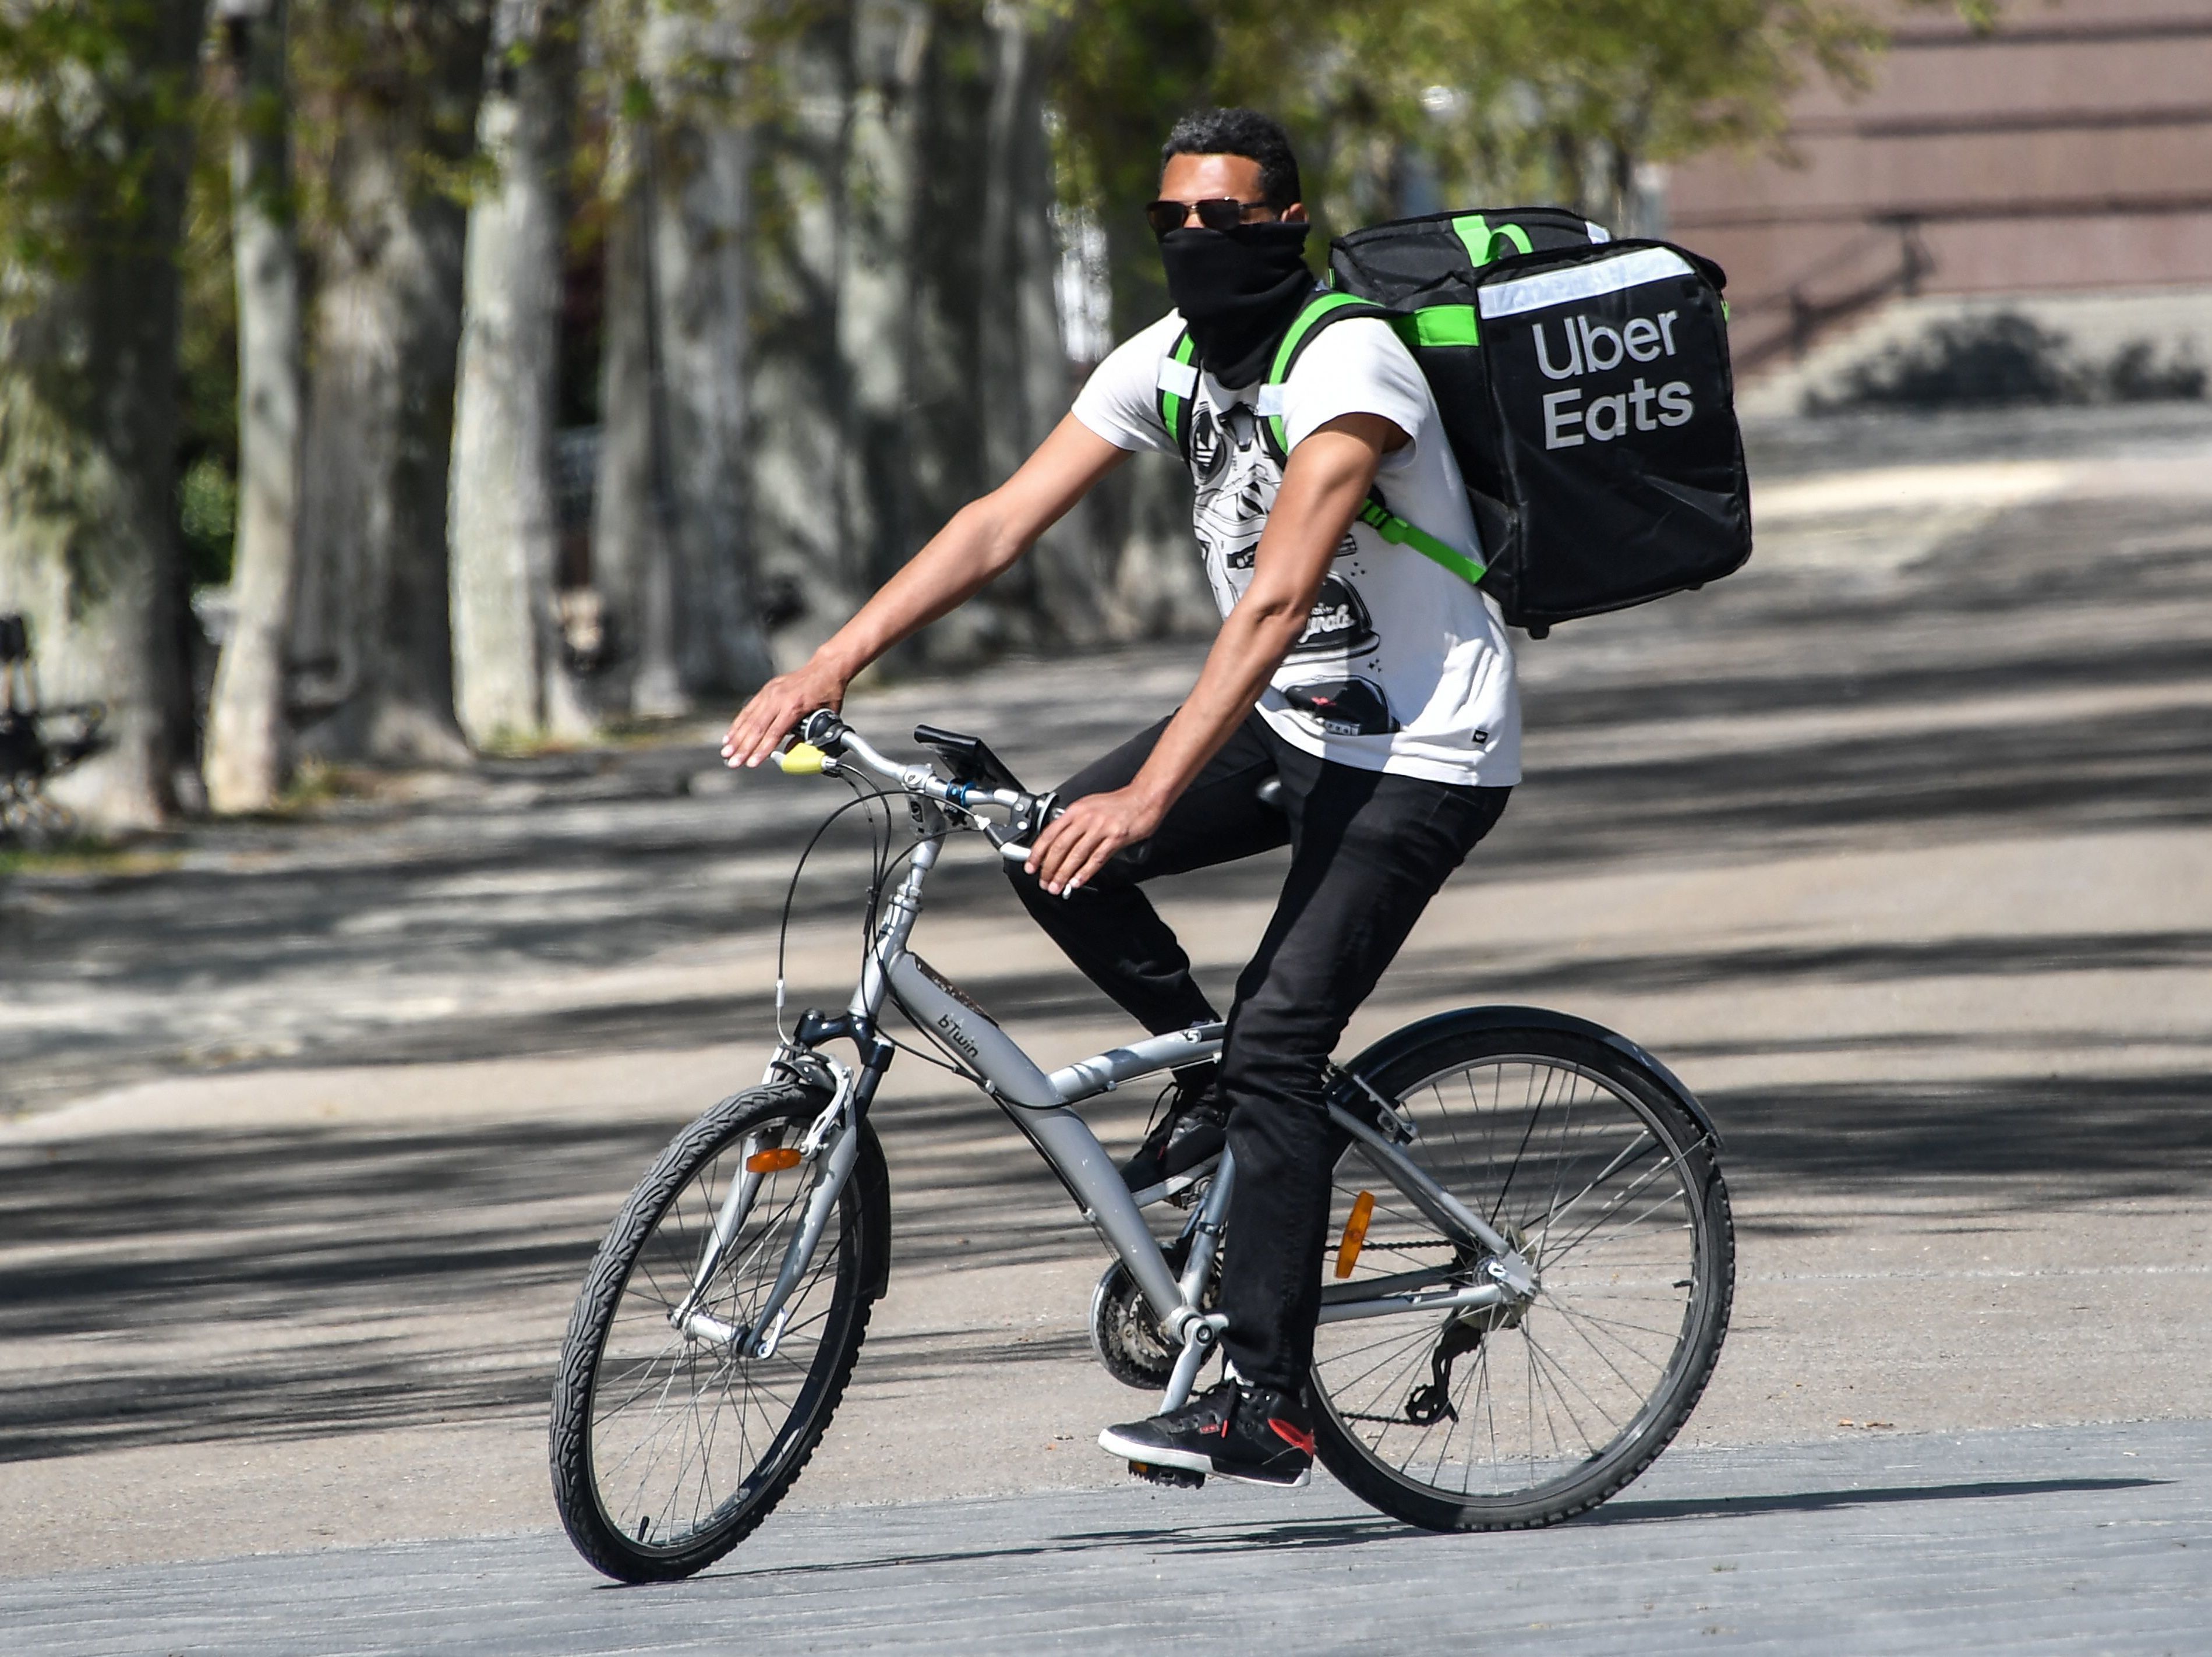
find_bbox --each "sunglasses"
[1145,197,1276,237]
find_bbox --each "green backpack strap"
[1156,327,1200,458]
[1260,293,1490,588]
[1257,292,1390,458]
[1355,497,1487,585]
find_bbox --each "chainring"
[1088,1238,1220,1391]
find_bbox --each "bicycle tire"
[1309,1021,1732,1532]
[550,1082,889,1581]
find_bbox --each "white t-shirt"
[1071,308,1520,787]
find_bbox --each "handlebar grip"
[777,742,829,776]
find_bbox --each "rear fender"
[1330,1004,1723,1151]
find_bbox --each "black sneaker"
[1098,1380,1315,1488]
[1119,1078,1228,1197]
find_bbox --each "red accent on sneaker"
[1203,1419,1228,1436]
[1268,1418,1316,1454]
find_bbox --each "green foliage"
[176,68,239,576]
[1053,0,1215,326]
[286,0,495,227]
[0,0,206,281]
[177,451,236,583]
[1056,0,1888,270]
[1294,0,1885,222]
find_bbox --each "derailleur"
[1404,1233,1535,1426]
[1404,1312,1489,1426]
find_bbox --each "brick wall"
[1663,0,2212,367]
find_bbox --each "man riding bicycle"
[723,108,1518,1491]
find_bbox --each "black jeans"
[1007,712,1509,1391]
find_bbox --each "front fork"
[671,1051,869,1356]
[676,836,925,1354]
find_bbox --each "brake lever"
[990,791,1062,863]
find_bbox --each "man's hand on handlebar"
[1024,785,1164,898]
[722,662,847,769]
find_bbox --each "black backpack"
[1157,207,1752,636]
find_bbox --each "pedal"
[1128,1460,1206,1489]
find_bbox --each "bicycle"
[549,709,1734,1582]
[0,612,106,845]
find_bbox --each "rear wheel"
[550,1082,887,1581]
[1309,1023,1732,1531]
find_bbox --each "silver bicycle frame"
[713,725,1536,1412]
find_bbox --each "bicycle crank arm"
[1158,1311,1228,1414]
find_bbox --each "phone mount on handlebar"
[911,725,1027,795]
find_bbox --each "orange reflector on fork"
[1334,1190,1376,1279]
[747,1147,803,1173]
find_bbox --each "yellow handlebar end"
[777,742,829,776]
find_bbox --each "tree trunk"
[448,0,586,748]
[0,0,207,833]
[205,0,305,813]
[977,2,1103,649]
[897,0,1104,667]
[745,5,860,670]
[839,0,931,596]
[1090,186,1210,644]
[588,134,681,718]
[635,10,773,706]
[291,7,487,765]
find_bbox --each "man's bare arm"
[722,415,1129,768]
[1024,412,1402,895]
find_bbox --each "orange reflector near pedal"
[746,1147,803,1173]
[1334,1190,1376,1278]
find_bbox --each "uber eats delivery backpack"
[1157,207,1752,636]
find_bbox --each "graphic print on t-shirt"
[1287,574,1377,659]
[1282,677,1398,736]
[1067,307,1521,786]
[1187,386,1394,739]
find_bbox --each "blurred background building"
[1665,0,2212,402]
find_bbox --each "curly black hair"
[1161,108,1302,210]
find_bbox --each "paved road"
[3,402,2211,1640]
[8,1420,2206,1655]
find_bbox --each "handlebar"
[773,709,1060,861]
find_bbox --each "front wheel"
[550,1082,889,1581]
[1309,1021,1733,1531]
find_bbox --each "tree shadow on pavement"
[692,1515,1416,1584]
[1709,1072,2212,1210]
[3,1048,2208,1462]
[690,1469,2169,1584]
[0,1090,1109,1464]
[1581,1474,2165,1526]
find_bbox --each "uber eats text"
[1532,308,1693,450]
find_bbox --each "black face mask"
[1158,220,1313,389]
